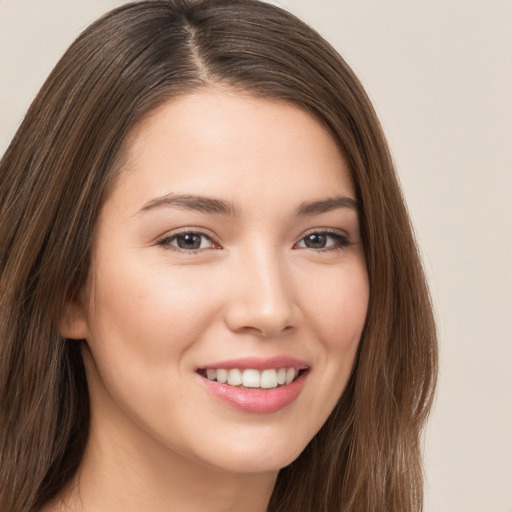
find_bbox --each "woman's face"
[67,89,369,475]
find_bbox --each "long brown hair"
[0,1,437,511]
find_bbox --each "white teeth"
[242,369,260,388]
[203,367,301,388]
[285,368,296,385]
[260,369,278,389]
[227,368,243,386]
[216,369,228,383]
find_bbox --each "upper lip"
[198,356,310,371]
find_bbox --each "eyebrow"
[137,193,239,216]
[137,193,359,217]
[296,196,360,216]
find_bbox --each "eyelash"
[295,229,351,252]
[157,229,351,254]
[157,229,220,253]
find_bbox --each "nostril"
[237,324,295,338]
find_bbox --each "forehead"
[109,88,355,212]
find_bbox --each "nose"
[223,248,302,337]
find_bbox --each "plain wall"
[1,1,511,511]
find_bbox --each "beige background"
[1,1,511,510]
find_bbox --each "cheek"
[87,257,219,359]
[301,258,368,403]
[282,260,368,444]
[304,260,369,351]
[82,258,220,435]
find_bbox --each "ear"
[58,296,90,340]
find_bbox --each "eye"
[158,231,218,252]
[295,230,350,251]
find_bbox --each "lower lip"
[200,371,308,414]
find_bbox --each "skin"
[55,88,369,512]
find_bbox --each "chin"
[187,428,311,475]
[205,451,301,475]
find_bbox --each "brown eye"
[295,231,350,251]
[176,233,203,250]
[159,232,217,251]
[303,233,327,249]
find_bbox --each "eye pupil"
[305,233,327,248]
[177,233,202,249]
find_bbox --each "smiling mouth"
[197,367,305,389]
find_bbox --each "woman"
[0,1,437,511]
